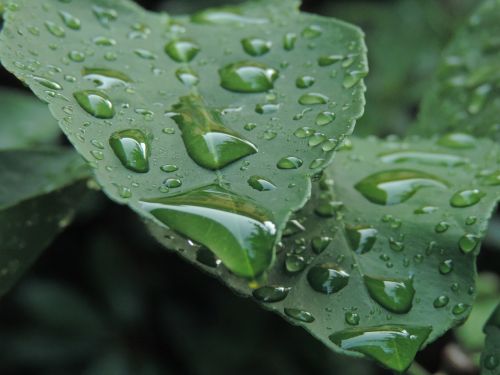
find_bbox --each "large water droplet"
[74,90,115,119]
[343,70,367,89]
[307,263,349,294]
[450,189,485,207]
[318,54,343,66]
[219,61,279,93]
[141,185,276,278]
[44,21,65,37]
[109,129,150,173]
[346,225,378,254]
[164,39,200,62]
[248,175,276,191]
[59,10,81,30]
[191,8,268,25]
[439,259,454,275]
[433,295,450,308]
[82,67,132,89]
[329,325,432,372]
[241,37,272,56]
[175,67,199,87]
[364,276,415,314]
[253,286,290,303]
[379,151,468,167]
[170,95,258,170]
[355,169,447,205]
[458,233,480,254]
[285,254,306,273]
[316,111,335,126]
[283,32,297,51]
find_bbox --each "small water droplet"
[283,32,297,51]
[346,225,377,254]
[435,221,450,233]
[134,48,156,60]
[343,70,367,89]
[480,170,500,186]
[109,129,150,173]
[277,156,303,169]
[248,175,277,191]
[458,233,480,254]
[433,295,450,308]
[316,111,335,126]
[318,54,343,66]
[345,311,360,326]
[160,164,178,173]
[311,236,332,254]
[256,103,280,114]
[285,254,306,273]
[284,308,315,323]
[296,75,315,89]
[32,75,62,90]
[414,206,438,214]
[44,21,65,37]
[302,25,322,39]
[59,10,81,30]
[307,263,349,294]
[437,133,476,149]
[439,259,454,275]
[74,90,115,119]
[164,39,200,62]
[241,37,272,56]
[253,286,290,303]
[452,303,469,315]
[82,67,132,89]
[298,93,329,105]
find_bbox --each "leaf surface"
[0,0,367,277]
[482,303,500,374]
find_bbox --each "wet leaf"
[481,303,500,374]
[0,0,367,278]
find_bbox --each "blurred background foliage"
[1,0,499,374]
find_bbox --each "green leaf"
[481,303,500,374]
[0,0,367,277]
[415,0,500,139]
[0,148,90,297]
[0,88,60,150]
[148,135,500,372]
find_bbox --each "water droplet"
[329,325,432,372]
[170,95,258,170]
[109,129,150,173]
[480,170,500,186]
[277,156,303,169]
[458,233,480,254]
[465,216,477,225]
[82,67,132,89]
[285,254,306,273]
[196,247,220,268]
[163,178,182,189]
[452,303,469,315]
[44,21,65,37]
[450,189,485,208]
[296,75,315,89]
[191,9,268,25]
[439,259,454,275]
[253,286,290,303]
[32,75,62,90]
[92,5,117,27]
[294,127,314,138]
[302,25,322,39]
[59,10,81,30]
[314,199,343,218]
[134,48,156,60]
[241,37,271,56]
[316,111,335,126]
[244,122,257,131]
[219,61,279,93]
[379,151,468,167]
[175,67,199,87]
[309,158,325,169]
[284,308,315,323]
[248,175,276,191]
[68,50,85,62]
[164,39,200,62]
[141,185,276,278]
[345,312,360,326]
[93,36,116,46]
[435,221,450,233]
[311,236,332,254]
[364,276,415,314]
[307,263,349,295]
[74,90,115,119]
[433,295,449,308]
[437,133,475,149]
[343,70,367,89]
[414,206,438,214]
[255,103,280,114]
[283,32,297,51]
[298,93,329,105]
[355,169,447,205]
[318,54,343,66]
[160,164,178,173]
[346,225,378,254]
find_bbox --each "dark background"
[1,1,498,374]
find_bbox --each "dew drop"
[241,37,272,56]
[44,21,65,37]
[450,189,485,208]
[59,10,81,30]
[284,308,315,323]
[285,254,306,273]
[302,25,322,39]
[248,175,277,191]
[439,259,454,275]
[355,169,447,205]
[316,111,335,126]
[175,67,199,87]
[437,133,476,149]
[435,221,450,233]
[253,286,290,303]
[74,90,115,119]
[345,312,360,326]
[219,61,279,93]
[32,75,62,90]
[379,151,468,167]
[141,185,277,278]
[296,75,315,89]
[311,236,332,254]
[160,164,178,173]
[452,303,469,316]
[364,276,415,314]
[164,39,200,62]
[82,67,132,89]
[346,225,377,254]
[283,32,297,51]
[277,156,303,169]
[298,93,329,105]
[109,129,150,173]
[318,54,344,66]
[343,70,367,89]
[307,263,349,295]
[458,233,480,254]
